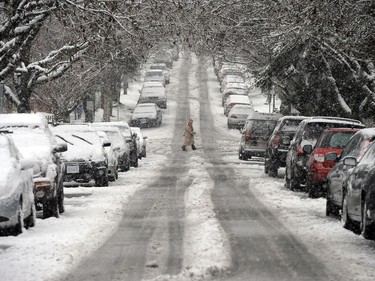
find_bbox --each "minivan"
[239,111,283,160]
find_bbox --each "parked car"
[138,83,167,109]
[0,134,35,235]
[94,122,139,168]
[304,128,360,198]
[264,116,308,177]
[130,127,148,158]
[227,104,254,129]
[224,95,251,116]
[96,131,119,181]
[0,113,67,218]
[339,139,375,239]
[285,117,365,191]
[93,125,131,172]
[220,77,246,92]
[239,112,283,160]
[326,128,375,217]
[52,124,110,187]
[144,69,165,86]
[154,52,173,68]
[218,67,244,82]
[130,103,162,128]
[150,63,170,84]
[221,86,249,106]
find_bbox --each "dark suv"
[265,116,308,177]
[326,128,375,218]
[285,117,364,191]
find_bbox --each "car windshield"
[150,65,167,70]
[145,71,163,77]
[251,120,277,135]
[105,131,124,148]
[316,131,356,148]
[134,106,156,114]
[232,106,253,114]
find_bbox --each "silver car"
[144,69,165,86]
[138,84,167,109]
[150,63,170,84]
[227,104,254,129]
[130,103,162,128]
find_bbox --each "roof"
[301,117,364,126]
[0,113,48,129]
[247,111,283,121]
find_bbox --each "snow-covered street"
[1,54,375,281]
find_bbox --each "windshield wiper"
[72,134,93,145]
[55,135,74,145]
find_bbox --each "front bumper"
[63,161,107,186]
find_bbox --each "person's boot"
[192,144,196,150]
[182,145,187,151]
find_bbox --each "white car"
[227,104,254,129]
[96,131,119,181]
[150,63,170,84]
[224,95,252,116]
[138,84,167,109]
[0,134,35,235]
[92,125,130,173]
[144,69,165,86]
[0,113,67,219]
[52,124,109,187]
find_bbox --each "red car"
[304,128,360,198]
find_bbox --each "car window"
[358,141,375,165]
[280,119,303,132]
[340,133,362,158]
[317,132,355,148]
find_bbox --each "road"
[59,54,369,281]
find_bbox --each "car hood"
[17,145,56,179]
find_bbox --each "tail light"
[313,153,325,162]
[272,135,280,148]
[245,133,251,143]
[296,144,304,155]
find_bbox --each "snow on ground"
[2,53,375,281]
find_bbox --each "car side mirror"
[325,152,338,162]
[102,140,111,147]
[343,156,357,167]
[20,159,35,170]
[303,144,313,154]
[143,136,148,140]
[54,143,68,153]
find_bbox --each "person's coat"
[184,123,195,146]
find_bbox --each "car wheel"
[341,193,353,230]
[326,198,337,217]
[264,160,269,174]
[307,177,317,198]
[96,176,109,187]
[361,202,375,239]
[58,186,65,214]
[43,197,59,219]
[134,157,139,168]
[268,162,278,178]
[143,149,146,158]
[13,203,24,235]
[25,204,36,229]
[115,169,119,180]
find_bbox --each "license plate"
[67,165,79,174]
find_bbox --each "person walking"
[182,119,196,151]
